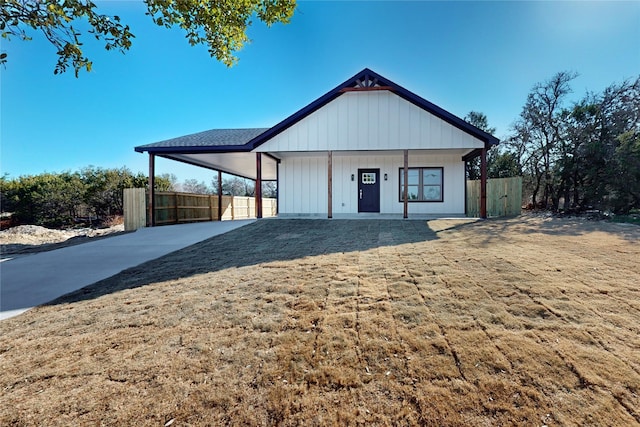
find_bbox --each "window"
[399,167,443,202]
[361,172,376,184]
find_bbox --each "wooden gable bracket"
[339,86,395,93]
[339,73,394,92]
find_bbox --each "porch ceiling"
[159,152,278,181]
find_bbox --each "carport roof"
[135,128,269,154]
[135,127,277,181]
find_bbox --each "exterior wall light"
[351,174,355,181]
[384,173,388,181]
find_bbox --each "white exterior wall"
[257,91,484,153]
[278,152,466,215]
[278,156,328,215]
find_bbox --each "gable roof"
[135,68,498,155]
[248,68,499,150]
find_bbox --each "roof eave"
[134,144,255,154]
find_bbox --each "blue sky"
[1,0,639,184]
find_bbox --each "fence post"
[124,188,146,231]
[173,192,178,224]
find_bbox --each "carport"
[135,128,279,225]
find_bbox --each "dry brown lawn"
[1,216,639,426]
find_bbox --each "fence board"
[466,177,522,217]
[123,188,146,231]
[122,189,277,229]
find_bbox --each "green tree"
[1,166,176,227]
[558,99,600,211]
[465,111,496,136]
[1,0,296,76]
[81,166,147,217]
[610,131,640,212]
[0,173,15,213]
[488,151,520,179]
[463,111,497,180]
[510,71,578,209]
[155,173,176,191]
[508,73,639,213]
[2,171,86,227]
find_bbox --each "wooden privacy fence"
[123,188,277,231]
[124,188,146,231]
[466,176,522,217]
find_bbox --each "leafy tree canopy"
[506,72,640,213]
[465,111,496,136]
[1,0,296,76]
[0,166,176,227]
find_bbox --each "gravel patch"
[0,224,126,255]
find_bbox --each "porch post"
[480,147,488,219]
[276,162,279,215]
[217,170,222,221]
[464,160,469,216]
[256,153,263,219]
[328,151,333,219]
[148,153,155,227]
[403,150,409,219]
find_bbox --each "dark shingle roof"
[135,128,269,153]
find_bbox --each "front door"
[358,169,380,213]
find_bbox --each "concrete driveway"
[0,220,254,320]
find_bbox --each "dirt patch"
[0,224,127,256]
[1,217,639,426]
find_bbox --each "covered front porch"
[271,148,489,218]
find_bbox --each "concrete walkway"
[0,220,254,320]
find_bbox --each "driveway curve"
[0,220,254,320]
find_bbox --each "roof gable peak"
[340,68,392,92]
[248,68,498,148]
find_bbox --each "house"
[135,68,499,222]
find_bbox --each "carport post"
[256,153,263,219]
[217,170,222,221]
[148,153,155,227]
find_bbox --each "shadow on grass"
[45,219,439,307]
[460,214,640,248]
[44,215,639,308]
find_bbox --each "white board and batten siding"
[256,91,484,153]
[278,156,328,215]
[277,153,466,215]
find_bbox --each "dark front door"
[358,169,380,213]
